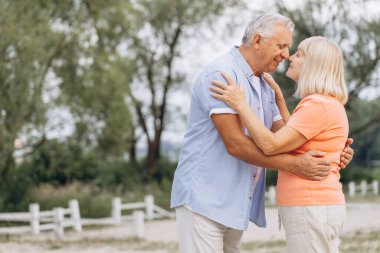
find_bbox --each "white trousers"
[175,206,243,253]
[279,205,346,253]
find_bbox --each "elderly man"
[171,13,353,253]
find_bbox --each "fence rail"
[348,180,379,197]
[1,181,377,239]
[0,195,174,239]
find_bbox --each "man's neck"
[238,45,263,77]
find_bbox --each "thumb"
[307,150,326,157]
[345,138,353,146]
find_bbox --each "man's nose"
[282,48,290,59]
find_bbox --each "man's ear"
[253,34,262,49]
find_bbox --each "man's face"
[257,25,292,73]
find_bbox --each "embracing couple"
[171,13,354,253]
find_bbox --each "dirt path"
[1,203,379,253]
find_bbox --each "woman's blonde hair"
[295,36,348,104]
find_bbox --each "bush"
[340,165,374,185]
[29,183,114,218]
[0,167,32,212]
[19,140,101,185]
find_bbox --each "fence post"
[112,197,122,223]
[360,180,367,195]
[54,207,64,239]
[69,199,82,232]
[133,210,144,239]
[29,203,40,234]
[145,195,154,221]
[348,181,356,197]
[373,180,379,195]
[268,186,276,205]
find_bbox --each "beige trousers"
[279,205,346,253]
[175,206,243,253]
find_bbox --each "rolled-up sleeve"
[194,70,239,117]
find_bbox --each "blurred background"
[0,0,380,231]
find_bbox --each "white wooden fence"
[0,195,174,239]
[348,180,379,197]
[0,199,81,238]
[1,182,377,239]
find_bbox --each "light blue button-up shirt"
[171,46,281,230]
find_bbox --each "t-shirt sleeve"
[194,70,239,117]
[286,96,327,140]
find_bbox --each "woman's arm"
[231,99,307,155]
[210,72,307,155]
[262,73,291,123]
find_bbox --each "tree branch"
[159,22,183,131]
[350,114,380,136]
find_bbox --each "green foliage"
[0,166,32,211]
[19,139,100,185]
[29,183,113,218]
[340,166,375,185]
[265,169,278,187]
[0,0,65,177]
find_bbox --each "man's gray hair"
[242,13,294,46]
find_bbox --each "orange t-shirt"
[276,94,349,206]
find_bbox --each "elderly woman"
[211,36,349,253]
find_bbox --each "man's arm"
[212,113,330,180]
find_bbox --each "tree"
[53,0,243,181]
[0,0,68,179]
[127,0,243,180]
[53,0,137,161]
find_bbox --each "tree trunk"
[146,128,162,180]
[1,152,15,180]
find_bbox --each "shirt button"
[258,107,261,110]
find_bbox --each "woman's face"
[285,49,305,82]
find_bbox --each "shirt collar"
[229,46,254,78]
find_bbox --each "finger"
[346,147,354,155]
[341,157,350,165]
[211,80,228,89]
[221,72,236,86]
[209,86,226,95]
[309,168,329,181]
[262,72,272,81]
[342,146,353,154]
[307,150,326,158]
[341,152,352,160]
[210,93,224,100]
